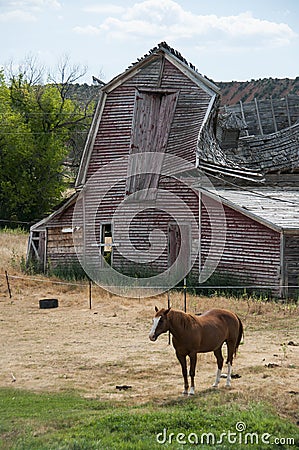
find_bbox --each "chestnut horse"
[149,307,243,395]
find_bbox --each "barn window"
[126,88,179,199]
[100,223,113,266]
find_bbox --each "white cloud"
[0,0,61,21]
[73,0,297,49]
[0,9,36,21]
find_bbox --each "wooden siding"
[93,176,200,278]
[47,227,79,267]
[201,193,281,292]
[285,235,299,295]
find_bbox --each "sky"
[0,0,298,84]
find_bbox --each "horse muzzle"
[149,333,157,342]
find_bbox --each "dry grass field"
[0,229,298,425]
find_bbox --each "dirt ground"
[0,274,298,423]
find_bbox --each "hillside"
[217,77,299,105]
[70,77,299,107]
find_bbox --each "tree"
[0,58,95,225]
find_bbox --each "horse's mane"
[169,309,199,329]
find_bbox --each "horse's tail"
[234,315,244,356]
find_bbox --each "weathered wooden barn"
[28,42,221,286]
[27,43,299,297]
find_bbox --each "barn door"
[168,223,180,267]
[168,223,191,274]
[126,89,179,199]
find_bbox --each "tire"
[39,299,59,309]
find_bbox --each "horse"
[149,307,243,395]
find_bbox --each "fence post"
[5,271,12,299]
[168,290,171,345]
[183,277,187,312]
[89,279,92,309]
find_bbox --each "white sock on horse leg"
[213,368,221,387]
[189,387,195,395]
[226,363,232,387]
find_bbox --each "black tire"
[39,299,58,309]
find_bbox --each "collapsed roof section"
[198,95,299,178]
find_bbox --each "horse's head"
[149,306,171,341]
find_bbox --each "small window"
[100,223,113,266]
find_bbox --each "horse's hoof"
[225,384,231,389]
[189,388,195,395]
[182,391,188,395]
[212,384,218,388]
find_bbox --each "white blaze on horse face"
[149,317,161,341]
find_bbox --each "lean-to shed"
[201,188,299,298]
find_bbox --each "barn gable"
[75,43,220,188]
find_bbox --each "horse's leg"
[225,341,235,387]
[176,352,189,395]
[213,347,224,387]
[189,353,197,395]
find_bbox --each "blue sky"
[0,0,298,84]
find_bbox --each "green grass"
[0,388,298,449]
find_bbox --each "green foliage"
[0,69,93,225]
[0,388,297,449]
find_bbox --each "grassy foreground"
[0,388,298,449]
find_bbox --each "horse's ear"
[164,307,171,316]
[155,306,159,312]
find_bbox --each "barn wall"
[45,202,79,270]
[91,177,200,278]
[201,194,281,293]
[284,234,299,297]
[46,226,79,268]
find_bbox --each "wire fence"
[1,271,298,309]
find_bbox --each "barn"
[27,43,299,298]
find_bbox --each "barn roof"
[207,95,299,175]
[226,122,299,174]
[205,188,299,232]
[105,41,220,95]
